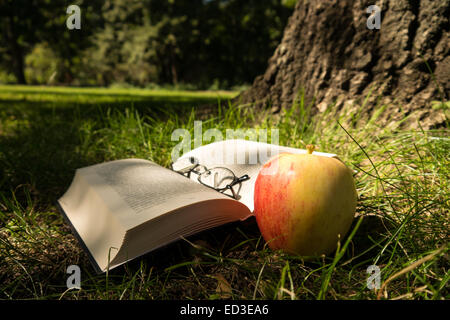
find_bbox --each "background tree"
[82,0,157,86]
[134,0,293,87]
[0,0,293,88]
[43,0,104,84]
[0,0,48,84]
[240,0,449,129]
[0,0,103,85]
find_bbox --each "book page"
[82,159,233,229]
[58,158,251,272]
[108,197,251,270]
[172,140,338,212]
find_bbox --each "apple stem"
[306,144,315,154]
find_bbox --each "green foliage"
[0,0,103,84]
[0,0,50,83]
[0,85,448,300]
[82,0,157,86]
[0,0,293,87]
[0,70,17,84]
[431,100,449,110]
[24,43,59,85]
[282,0,298,9]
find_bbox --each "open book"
[57,139,338,273]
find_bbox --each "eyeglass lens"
[198,167,235,190]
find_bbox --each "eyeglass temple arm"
[226,174,250,198]
[235,174,250,184]
[227,174,250,187]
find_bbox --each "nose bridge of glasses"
[198,167,233,187]
[194,166,249,200]
[192,164,207,174]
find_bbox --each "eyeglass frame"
[170,157,250,200]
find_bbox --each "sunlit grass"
[0,85,238,105]
[0,86,448,300]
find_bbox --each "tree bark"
[239,0,449,129]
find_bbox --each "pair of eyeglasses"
[171,157,250,200]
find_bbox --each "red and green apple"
[254,145,357,256]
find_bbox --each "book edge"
[55,200,104,275]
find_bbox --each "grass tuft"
[0,85,448,300]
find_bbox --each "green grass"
[0,85,448,300]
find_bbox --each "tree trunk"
[239,0,449,129]
[170,44,179,85]
[5,17,27,84]
[11,46,26,85]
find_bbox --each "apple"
[253,145,357,256]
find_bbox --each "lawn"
[0,85,448,300]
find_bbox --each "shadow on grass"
[0,92,391,298]
[0,90,258,298]
[0,94,221,207]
